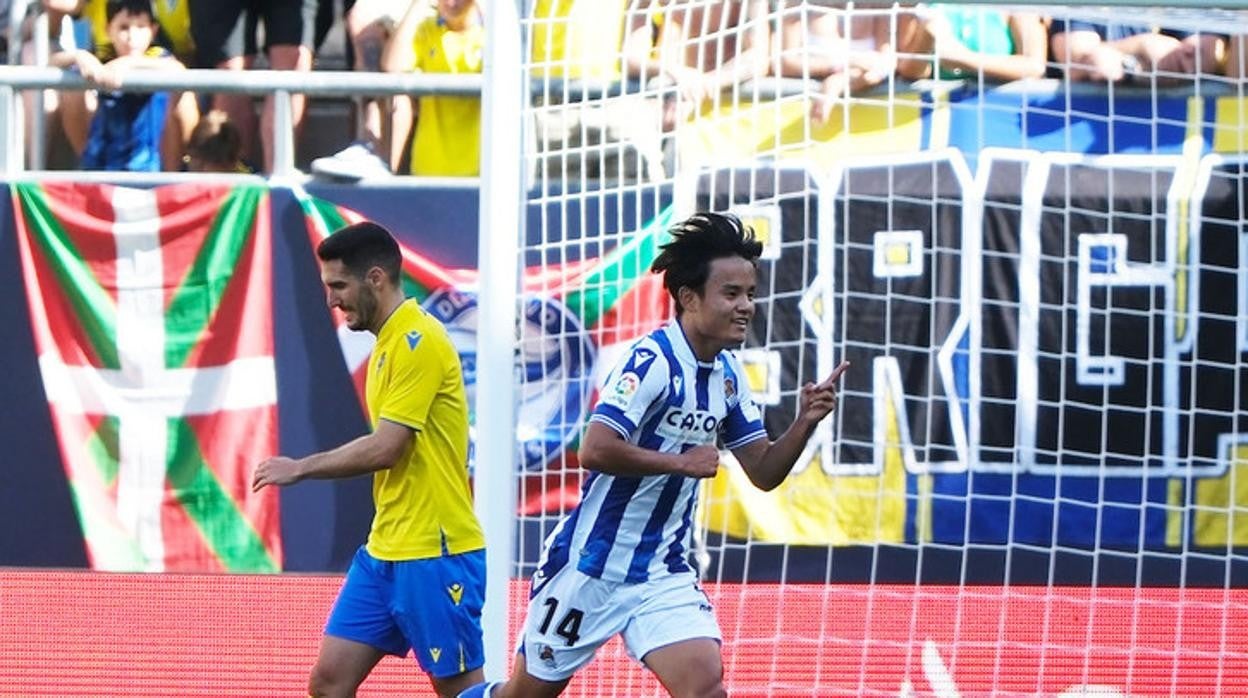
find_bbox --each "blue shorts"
[325,546,486,678]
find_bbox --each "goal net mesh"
[507,1,1248,694]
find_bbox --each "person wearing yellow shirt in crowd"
[252,221,486,698]
[529,0,625,84]
[382,0,483,177]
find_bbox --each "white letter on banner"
[1075,233,1172,386]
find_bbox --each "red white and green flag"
[298,190,673,511]
[13,182,281,572]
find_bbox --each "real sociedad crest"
[423,287,596,471]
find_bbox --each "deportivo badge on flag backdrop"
[12,182,281,572]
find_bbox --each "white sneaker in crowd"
[311,141,392,181]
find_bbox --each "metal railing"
[0,66,486,177]
[0,60,1237,180]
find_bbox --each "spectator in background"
[1050,20,1229,84]
[50,0,198,171]
[0,0,10,62]
[622,0,771,130]
[77,0,192,64]
[1228,33,1245,80]
[1157,31,1230,80]
[85,0,191,136]
[527,0,662,182]
[190,0,317,173]
[183,109,249,172]
[22,0,186,167]
[20,2,84,167]
[311,0,436,179]
[775,1,900,125]
[896,5,1048,84]
[313,0,348,56]
[530,0,625,85]
[381,0,482,177]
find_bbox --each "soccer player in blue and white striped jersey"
[460,212,848,698]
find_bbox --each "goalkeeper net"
[503,0,1248,694]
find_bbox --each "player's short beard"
[349,286,379,332]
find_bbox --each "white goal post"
[476,1,1248,693]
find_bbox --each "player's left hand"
[798,360,849,424]
[251,456,303,492]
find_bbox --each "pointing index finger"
[818,360,850,390]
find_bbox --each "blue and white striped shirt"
[537,321,767,584]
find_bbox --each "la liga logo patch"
[603,372,640,409]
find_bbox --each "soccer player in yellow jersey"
[253,221,486,698]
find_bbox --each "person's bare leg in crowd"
[260,44,313,172]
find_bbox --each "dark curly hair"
[650,212,763,314]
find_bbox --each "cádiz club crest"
[423,287,596,471]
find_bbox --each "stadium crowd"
[4,0,1245,177]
